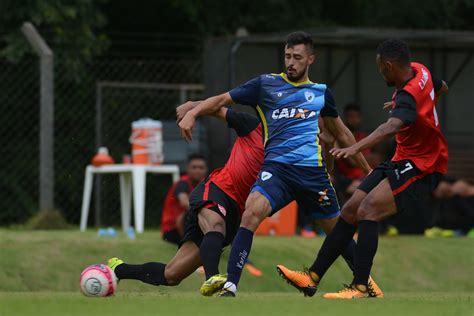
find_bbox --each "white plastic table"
[80,164,180,233]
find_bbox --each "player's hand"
[176,101,196,124]
[383,101,395,110]
[178,112,196,142]
[330,145,359,159]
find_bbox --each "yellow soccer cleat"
[200,274,227,296]
[276,265,318,297]
[323,284,369,299]
[368,276,384,298]
[107,257,124,271]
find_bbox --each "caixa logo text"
[272,108,317,120]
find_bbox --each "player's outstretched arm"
[331,117,404,160]
[322,116,372,174]
[176,101,228,123]
[178,93,234,141]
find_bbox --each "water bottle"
[127,227,136,240]
[98,228,108,237]
[107,227,117,237]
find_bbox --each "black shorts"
[358,159,442,213]
[180,179,241,248]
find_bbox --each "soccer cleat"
[367,276,384,298]
[200,274,227,296]
[217,282,236,297]
[217,289,236,297]
[107,257,124,272]
[323,284,369,299]
[276,265,318,297]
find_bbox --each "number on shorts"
[400,162,413,174]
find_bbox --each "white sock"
[223,281,237,293]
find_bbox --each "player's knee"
[240,207,265,231]
[357,197,378,221]
[164,266,183,286]
[209,219,225,234]
[341,199,359,224]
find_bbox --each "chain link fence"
[0,56,205,228]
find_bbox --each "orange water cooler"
[130,118,164,165]
[255,201,298,236]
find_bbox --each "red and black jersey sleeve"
[225,109,260,137]
[391,91,417,126]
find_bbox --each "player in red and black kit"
[161,154,208,244]
[278,39,449,299]
[106,105,265,293]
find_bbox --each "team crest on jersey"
[261,171,273,181]
[305,91,315,102]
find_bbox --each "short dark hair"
[187,153,206,164]
[343,102,361,114]
[376,39,410,66]
[286,31,314,54]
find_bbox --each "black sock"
[200,231,225,279]
[309,217,357,279]
[341,239,357,273]
[115,262,168,286]
[353,220,379,286]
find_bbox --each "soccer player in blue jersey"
[178,31,376,297]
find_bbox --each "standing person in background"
[334,104,372,202]
[161,154,208,244]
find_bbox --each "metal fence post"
[21,22,54,211]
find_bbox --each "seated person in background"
[161,154,208,244]
[333,103,373,201]
[426,176,474,237]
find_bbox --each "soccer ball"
[80,264,117,297]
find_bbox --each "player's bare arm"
[317,117,335,172]
[176,101,228,123]
[176,192,190,210]
[330,117,404,159]
[178,92,234,141]
[322,116,372,173]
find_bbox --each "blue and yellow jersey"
[229,73,338,167]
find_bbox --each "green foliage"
[168,0,474,36]
[26,210,70,230]
[0,0,109,76]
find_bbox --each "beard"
[286,68,306,82]
[385,80,395,87]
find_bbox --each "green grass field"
[0,230,473,316]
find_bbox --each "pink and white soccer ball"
[80,264,117,297]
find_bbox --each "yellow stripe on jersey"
[317,137,323,167]
[278,72,313,86]
[256,105,268,145]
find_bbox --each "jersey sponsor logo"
[261,171,273,181]
[271,108,317,120]
[265,74,277,79]
[418,67,429,90]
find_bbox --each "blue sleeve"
[320,88,339,117]
[229,76,261,108]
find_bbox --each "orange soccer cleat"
[367,276,384,298]
[323,284,369,299]
[276,265,318,297]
